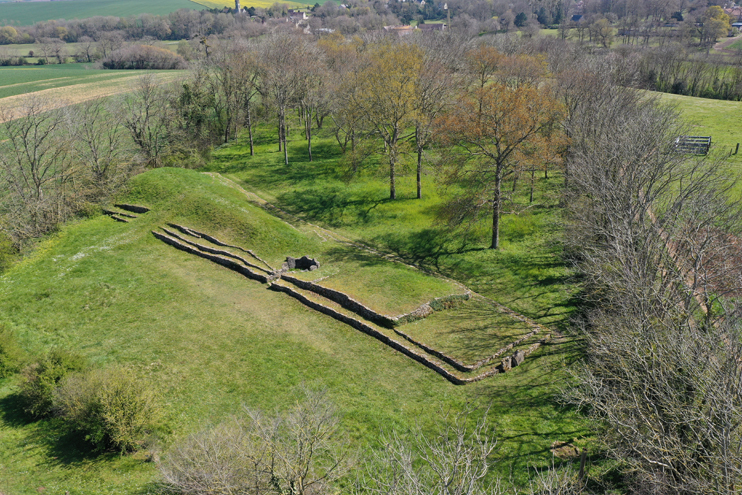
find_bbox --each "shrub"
[0,325,25,378]
[19,349,86,419]
[0,232,17,274]
[161,387,348,495]
[100,45,187,70]
[53,366,160,453]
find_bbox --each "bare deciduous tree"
[121,74,171,167]
[160,387,350,495]
[0,95,72,242]
[355,407,499,495]
[564,76,742,494]
[67,99,130,200]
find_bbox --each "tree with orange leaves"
[437,83,565,249]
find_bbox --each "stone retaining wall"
[281,274,399,327]
[154,226,550,385]
[152,231,270,284]
[114,203,150,214]
[110,215,129,223]
[103,209,137,219]
[168,223,275,271]
[392,326,541,373]
[162,228,273,276]
[269,283,502,385]
[281,274,470,329]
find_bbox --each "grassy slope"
[0,166,588,494]
[658,91,742,160]
[0,0,200,26]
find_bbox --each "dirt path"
[713,34,742,54]
[0,71,183,123]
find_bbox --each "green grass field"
[0,0,201,26]
[206,128,576,331]
[402,297,535,363]
[658,92,742,160]
[0,163,589,493]
[9,65,733,495]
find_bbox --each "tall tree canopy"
[438,81,564,249]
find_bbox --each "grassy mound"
[0,166,588,493]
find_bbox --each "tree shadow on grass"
[372,227,486,272]
[323,244,394,268]
[0,392,104,466]
[278,186,388,227]
[0,391,34,427]
[471,342,591,474]
[404,300,536,363]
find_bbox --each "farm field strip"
[0,70,183,122]
[191,0,312,8]
[0,0,200,26]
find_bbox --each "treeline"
[0,0,734,47]
[560,64,742,493]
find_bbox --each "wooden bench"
[675,136,711,155]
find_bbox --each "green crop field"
[192,0,315,8]
[0,0,201,26]
[0,122,595,493]
[0,64,146,99]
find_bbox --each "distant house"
[726,7,742,21]
[384,25,416,36]
[571,14,583,22]
[288,9,307,21]
[418,23,446,31]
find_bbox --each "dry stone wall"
[162,228,273,276]
[114,203,150,214]
[168,223,275,271]
[280,274,470,329]
[152,231,271,283]
[268,283,503,385]
[392,326,541,373]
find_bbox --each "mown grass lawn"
[658,91,742,162]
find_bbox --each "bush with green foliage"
[0,326,25,378]
[53,366,160,453]
[19,349,86,418]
